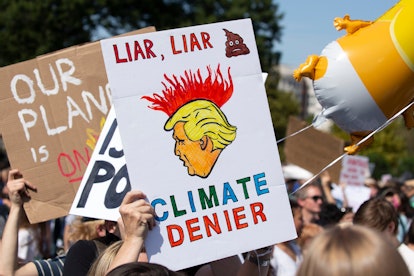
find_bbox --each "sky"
[276,0,399,68]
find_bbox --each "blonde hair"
[66,217,105,245]
[164,100,236,150]
[297,223,323,251]
[297,225,410,276]
[88,240,123,276]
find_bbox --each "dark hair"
[318,203,343,227]
[405,220,414,244]
[353,197,399,235]
[289,198,300,210]
[106,262,182,276]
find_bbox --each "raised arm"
[105,190,155,274]
[2,169,37,276]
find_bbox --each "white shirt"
[270,241,302,276]
[398,243,414,276]
[18,227,39,262]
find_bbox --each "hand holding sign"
[7,169,37,206]
[107,190,156,272]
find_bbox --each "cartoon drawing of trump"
[142,64,237,178]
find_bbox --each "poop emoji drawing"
[223,29,250,58]
[142,65,237,178]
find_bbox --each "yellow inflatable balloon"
[294,0,414,154]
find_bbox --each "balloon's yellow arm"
[333,14,373,35]
[293,55,319,82]
[344,131,373,155]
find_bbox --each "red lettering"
[189,33,202,51]
[134,40,145,60]
[58,153,76,177]
[144,39,156,58]
[57,147,91,182]
[182,34,188,52]
[165,202,268,248]
[171,36,181,55]
[201,32,213,49]
[167,224,184,247]
[223,210,233,231]
[203,213,221,237]
[125,42,132,61]
[73,149,90,171]
[233,206,248,229]
[113,45,127,63]
[186,218,202,242]
[250,202,267,224]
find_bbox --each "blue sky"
[276,0,398,67]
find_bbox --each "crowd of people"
[1,160,414,275]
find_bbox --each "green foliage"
[265,68,300,161]
[0,0,290,162]
[330,116,414,178]
[0,0,283,72]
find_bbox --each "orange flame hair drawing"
[141,64,233,116]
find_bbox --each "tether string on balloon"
[276,124,314,144]
[289,101,414,196]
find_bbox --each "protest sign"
[284,116,344,183]
[332,155,371,212]
[100,19,296,270]
[0,27,155,223]
[70,107,128,220]
[339,155,370,187]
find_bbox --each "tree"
[0,0,283,72]
[1,0,289,162]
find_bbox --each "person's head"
[320,203,342,227]
[106,262,182,276]
[295,183,323,218]
[67,217,106,245]
[353,197,399,237]
[364,177,379,198]
[88,240,123,276]
[297,225,410,276]
[296,223,323,255]
[402,179,414,199]
[164,100,236,178]
[380,187,402,210]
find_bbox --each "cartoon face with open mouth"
[223,29,250,57]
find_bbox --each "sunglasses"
[307,195,323,202]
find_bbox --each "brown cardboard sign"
[284,116,344,183]
[0,27,155,223]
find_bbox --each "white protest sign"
[339,155,370,187]
[331,184,371,212]
[100,19,295,270]
[70,107,129,221]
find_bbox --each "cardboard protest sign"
[100,19,296,270]
[70,107,128,220]
[0,27,155,223]
[284,116,344,183]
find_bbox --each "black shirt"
[63,233,120,276]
